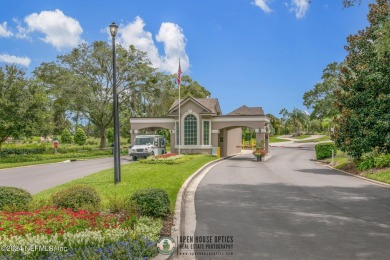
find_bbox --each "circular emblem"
[157,237,176,255]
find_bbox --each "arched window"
[184,114,197,145]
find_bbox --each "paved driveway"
[0,157,131,194]
[194,146,390,259]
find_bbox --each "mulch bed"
[159,214,174,237]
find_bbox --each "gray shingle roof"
[227,105,264,116]
[169,97,220,114]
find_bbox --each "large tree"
[0,65,51,147]
[303,62,341,119]
[35,41,152,148]
[334,0,390,158]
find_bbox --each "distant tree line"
[0,42,210,148]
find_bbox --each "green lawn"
[0,154,118,169]
[269,136,290,143]
[322,150,351,168]
[295,136,331,143]
[34,155,217,210]
[362,170,390,184]
[291,134,311,140]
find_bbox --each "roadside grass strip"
[269,136,290,143]
[295,136,331,143]
[34,154,217,210]
[362,170,390,184]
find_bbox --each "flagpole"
[178,59,181,155]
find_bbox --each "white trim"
[130,118,175,124]
[211,130,220,134]
[212,117,270,123]
[134,130,140,134]
[181,111,200,146]
[176,145,212,149]
[202,120,211,145]
[260,128,267,133]
[255,128,260,133]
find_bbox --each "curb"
[153,155,235,260]
[323,164,390,188]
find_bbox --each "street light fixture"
[109,21,121,184]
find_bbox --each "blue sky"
[0,0,370,116]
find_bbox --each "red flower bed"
[154,153,178,159]
[0,206,132,237]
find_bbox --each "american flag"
[177,60,182,85]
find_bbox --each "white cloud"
[118,17,162,69]
[0,54,31,67]
[24,9,83,49]
[253,0,273,13]
[290,0,310,19]
[117,16,189,74]
[156,22,189,74]
[0,22,13,37]
[13,18,29,40]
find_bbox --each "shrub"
[61,128,72,144]
[374,154,390,168]
[0,186,32,211]
[315,142,336,160]
[74,128,87,146]
[130,188,170,218]
[107,128,114,145]
[0,144,47,157]
[358,157,375,171]
[51,185,101,211]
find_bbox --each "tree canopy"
[334,0,390,158]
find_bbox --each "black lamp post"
[109,21,121,184]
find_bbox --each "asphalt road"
[194,146,390,260]
[0,157,131,194]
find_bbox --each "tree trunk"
[100,128,106,148]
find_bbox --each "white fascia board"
[212,117,270,123]
[130,118,175,124]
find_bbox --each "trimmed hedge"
[51,185,101,211]
[0,144,47,157]
[130,188,170,218]
[315,142,336,160]
[0,186,32,211]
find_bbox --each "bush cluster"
[139,154,199,164]
[315,143,337,160]
[0,186,32,211]
[74,128,87,146]
[0,150,113,164]
[0,144,47,157]
[358,153,390,171]
[61,128,72,144]
[51,185,101,211]
[130,188,170,218]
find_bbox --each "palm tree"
[280,108,309,135]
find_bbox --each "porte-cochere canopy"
[130,96,270,157]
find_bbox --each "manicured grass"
[0,149,129,169]
[295,135,331,143]
[269,136,290,143]
[34,155,217,210]
[291,134,311,140]
[0,154,117,169]
[362,170,390,184]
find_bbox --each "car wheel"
[151,151,154,156]
[132,156,137,161]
